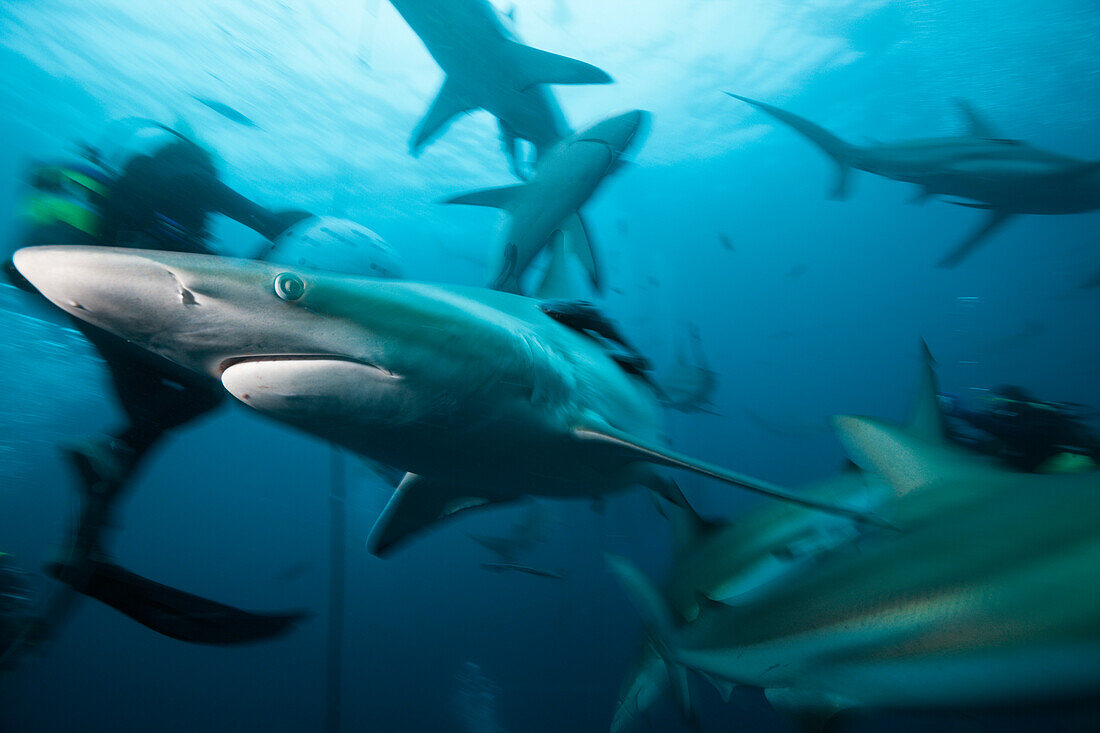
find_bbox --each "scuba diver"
[939,385,1099,473]
[2,122,312,654]
[0,554,35,674]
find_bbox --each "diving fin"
[508,42,612,91]
[47,559,307,645]
[411,76,473,155]
[367,473,514,556]
[936,209,1016,268]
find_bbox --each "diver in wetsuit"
[3,125,309,648]
[939,385,1099,472]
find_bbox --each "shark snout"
[13,246,191,337]
[579,110,649,155]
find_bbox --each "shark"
[13,246,884,558]
[728,94,1100,277]
[443,110,647,295]
[612,345,944,731]
[388,0,611,175]
[608,352,1100,728]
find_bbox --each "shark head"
[13,246,549,459]
[575,110,649,156]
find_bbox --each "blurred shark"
[658,323,719,414]
[467,500,548,563]
[443,110,647,295]
[14,246,886,557]
[612,345,943,731]
[729,94,1100,277]
[389,0,611,176]
[608,351,1100,728]
[481,562,564,580]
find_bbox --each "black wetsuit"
[950,401,1100,472]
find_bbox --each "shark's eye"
[273,272,305,301]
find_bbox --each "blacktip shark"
[729,93,1100,279]
[13,246,885,557]
[443,110,648,295]
[608,352,1100,728]
[389,0,611,175]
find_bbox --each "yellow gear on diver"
[20,165,107,238]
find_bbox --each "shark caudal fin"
[507,42,612,91]
[604,554,695,727]
[410,77,474,155]
[367,473,516,556]
[47,559,306,645]
[573,426,890,527]
[726,93,856,199]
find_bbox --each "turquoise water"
[1,1,1098,731]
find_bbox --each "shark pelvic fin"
[411,77,473,154]
[47,559,307,645]
[573,425,890,527]
[726,93,855,200]
[559,212,601,293]
[442,184,526,211]
[936,209,1016,268]
[952,98,1000,139]
[764,688,849,730]
[534,232,581,300]
[604,554,695,725]
[367,473,513,556]
[507,42,612,91]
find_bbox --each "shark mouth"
[217,354,394,377]
[218,356,402,414]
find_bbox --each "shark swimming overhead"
[14,246,885,556]
[728,93,1100,275]
[388,0,611,175]
[443,110,648,295]
[609,352,1100,728]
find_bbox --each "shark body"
[444,110,647,295]
[14,246,880,556]
[389,0,610,174]
[729,94,1100,276]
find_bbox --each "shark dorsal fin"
[905,340,948,445]
[953,98,1000,139]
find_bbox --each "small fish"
[786,264,807,279]
[192,96,259,128]
[718,232,734,252]
[480,562,564,579]
[271,561,316,583]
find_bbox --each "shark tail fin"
[47,559,307,645]
[411,76,473,155]
[604,554,695,726]
[726,93,855,199]
[508,42,612,91]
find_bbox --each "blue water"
[1,1,1099,731]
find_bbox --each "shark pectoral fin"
[952,98,1000,139]
[441,184,526,210]
[367,473,512,556]
[573,426,889,527]
[559,212,601,292]
[604,554,694,726]
[507,42,612,90]
[411,76,473,154]
[935,209,1015,268]
[47,560,307,645]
